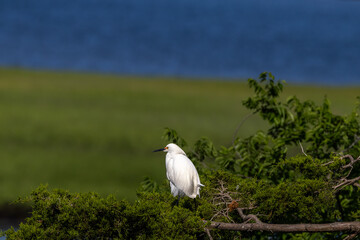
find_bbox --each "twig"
[211,180,245,223]
[322,160,334,167]
[210,180,234,222]
[236,208,262,224]
[341,155,360,170]
[321,155,360,191]
[341,155,360,179]
[322,155,360,167]
[232,112,254,145]
[343,232,359,240]
[299,142,308,157]
[333,176,360,191]
[211,179,262,227]
[205,228,213,240]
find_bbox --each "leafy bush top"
[3,73,360,239]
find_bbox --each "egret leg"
[194,198,198,212]
[171,195,181,209]
[177,195,180,206]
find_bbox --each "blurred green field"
[0,68,359,203]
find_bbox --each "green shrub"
[3,185,206,239]
[3,73,360,239]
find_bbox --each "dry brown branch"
[322,154,360,167]
[343,232,359,240]
[236,208,262,224]
[320,155,360,191]
[205,228,213,240]
[341,155,360,170]
[210,180,238,222]
[334,176,360,191]
[207,160,360,236]
[322,160,334,167]
[332,155,360,191]
[205,221,360,233]
[211,179,262,226]
[207,182,360,235]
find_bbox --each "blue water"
[0,0,359,85]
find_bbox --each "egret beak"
[153,148,165,152]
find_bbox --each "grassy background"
[0,68,359,202]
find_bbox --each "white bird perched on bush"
[153,143,204,203]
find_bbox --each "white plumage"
[154,143,204,199]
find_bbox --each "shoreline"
[1,67,359,88]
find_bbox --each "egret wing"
[170,154,200,198]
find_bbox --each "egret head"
[153,143,186,155]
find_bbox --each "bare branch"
[343,232,359,240]
[341,155,360,179]
[232,112,254,145]
[205,228,213,240]
[236,208,262,224]
[341,155,360,170]
[211,179,261,225]
[323,153,360,168]
[207,154,360,237]
[299,142,308,157]
[334,176,360,191]
[210,180,238,222]
[205,221,360,233]
[322,160,334,167]
[332,155,360,191]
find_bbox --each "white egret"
[153,143,204,204]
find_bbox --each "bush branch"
[232,112,254,145]
[332,155,360,191]
[236,208,262,224]
[334,176,360,191]
[205,221,360,233]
